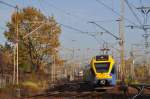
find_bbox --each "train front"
[91,55,116,86]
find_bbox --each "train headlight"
[100,80,106,85]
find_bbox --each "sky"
[0,0,150,61]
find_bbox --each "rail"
[129,83,150,99]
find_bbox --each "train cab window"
[94,62,110,73]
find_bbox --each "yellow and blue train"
[83,55,116,86]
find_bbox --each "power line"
[61,23,120,53]
[129,0,145,19]
[38,0,50,16]
[60,23,101,44]
[139,0,143,7]
[92,19,116,23]
[61,24,89,34]
[41,0,118,24]
[38,0,122,44]
[125,0,142,25]
[0,0,17,8]
[0,0,20,85]
[61,24,96,36]
[0,1,119,45]
[41,0,90,22]
[89,21,120,40]
[95,0,136,25]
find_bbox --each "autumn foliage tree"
[4,7,62,73]
[0,43,13,76]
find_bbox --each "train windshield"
[94,62,110,73]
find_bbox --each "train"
[83,55,116,87]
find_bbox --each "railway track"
[27,91,150,99]
[25,82,150,99]
[129,83,150,99]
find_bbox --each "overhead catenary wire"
[125,0,142,26]
[41,0,91,22]
[127,0,145,20]
[139,0,143,7]
[38,0,121,48]
[0,0,21,13]
[95,0,137,25]
[89,21,120,40]
[61,23,120,52]
[0,0,121,52]
[40,0,119,24]
[61,24,90,35]
[1,1,117,43]
[38,0,51,16]
[60,23,101,44]
[0,0,17,8]
[92,19,116,23]
[61,24,102,36]
[0,0,20,85]
[61,24,120,55]
[38,0,118,39]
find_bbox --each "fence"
[0,74,13,88]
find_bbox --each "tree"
[0,43,13,76]
[4,7,62,72]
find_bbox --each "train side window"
[111,66,115,74]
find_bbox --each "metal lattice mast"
[126,2,150,78]
[136,7,150,50]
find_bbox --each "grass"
[22,81,40,91]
